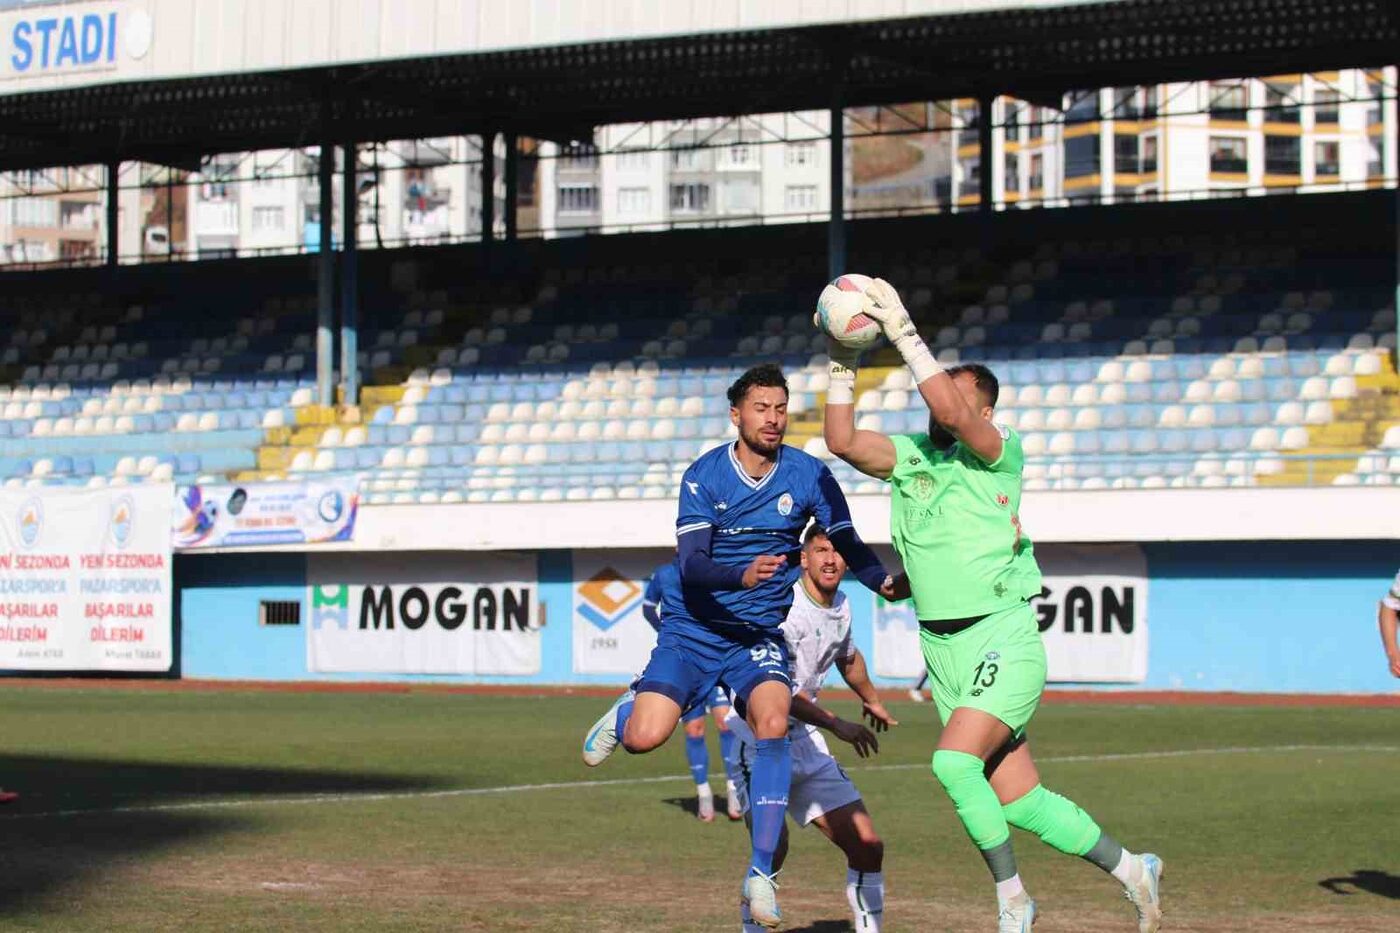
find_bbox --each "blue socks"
[684,733,710,784]
[719,727,737,771]
[614,696,634,751]
[748,737,791,876]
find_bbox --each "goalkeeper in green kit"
[821,278,1164,933]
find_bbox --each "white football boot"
[997,892,1036,933]
[697,783,716,822]
[581,689,633,767]
[741,870,782,929]
[1123,853,1164,933]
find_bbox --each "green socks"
[931,749,1011,851]
[1002,783,1116,862]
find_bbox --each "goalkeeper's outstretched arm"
[822,338,896,479]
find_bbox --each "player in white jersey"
[1379,568,1400,678]
[726,525,896,932]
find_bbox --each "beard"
[740,425,782,456]
[928,421,956,449]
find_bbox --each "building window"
[557,185,599,213]
[1003,103,1020,142]
[1313,89,1340,126]
[1209,82,1249,121]
[1264,82,1300,123]
[1028,154,1044,191]
[617,187,651,214]
[10,197,58,227]
[1208,136,1248,173]
[669,183,710,213]
[785,142,817,167]
[784,184,818,212]
[1064,135,1099,178]
[1141,136,1159,173]
[615,149,651,171]
[1112,87,1141,120]
[670,148,703,171]
[1264,135,1300,175]
[1065,91,1098,124]
[251,205,285,231]
[559,144,598,170]
[1314,140,1340,177]
[723,144,756,167]
[1027,106,1043,141]
[1003,153,1019,192]
[1113,134,1139,171]
[723,178,760,213]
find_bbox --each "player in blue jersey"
[583,363,897,928]
[641,560,744,822]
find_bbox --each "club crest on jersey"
[996,493,1010,508]
[776,492,794,516]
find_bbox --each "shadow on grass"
[785,924,852,933]
[0,753,444,915]
[660,794,745,823]
[1318,869,1400,899]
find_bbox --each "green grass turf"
[0,687,1395,931]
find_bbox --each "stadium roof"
[0,0,1396,172]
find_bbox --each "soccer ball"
[814,273,883,350]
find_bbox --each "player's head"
[928,363,999,448]
[801,525,846,597]
[727,363,788,457]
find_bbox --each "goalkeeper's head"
[727,362,789,457]
[929,363,998,449]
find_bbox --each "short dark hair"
[727,363,789,407]
[802,524,829,547]
[946,363,999,409]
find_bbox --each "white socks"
[1110,849,1136,885]
[845,868,884,932]
[995,873,1026,905]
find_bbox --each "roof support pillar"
[503,133,518,241]
[979,94,995,211]
[340,138,360,407]
[480,132,495,244]
[827,93,846,281]
[105,160,118,267]
[315,108,335,409]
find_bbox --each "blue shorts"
[680,685,732,722]
[637,619,792,715]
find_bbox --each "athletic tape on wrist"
[896,335,942,384]
[827,374,855,405]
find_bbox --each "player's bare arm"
[835,648,898,731]
[790,692,880,758]
[822,338,898,479]
[862,277,1004,463]
[1379,600,1400,678]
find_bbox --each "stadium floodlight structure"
[0,0,1396,406]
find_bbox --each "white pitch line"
[1,744,1394,822]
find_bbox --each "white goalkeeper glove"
[863,278,941,384]
[824,337,861,405]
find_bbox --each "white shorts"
[730,741,862,827]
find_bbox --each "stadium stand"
[1,194,1396,503]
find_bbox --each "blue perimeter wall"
[177,542,1400,694]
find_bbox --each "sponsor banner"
[173,478,359,549]
[0,484,171,672]
[873,544,1149,683]
[306,553,540,675]
[572,549,669,674]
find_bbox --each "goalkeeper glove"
[863,278,941,384]
[824,337,861,405]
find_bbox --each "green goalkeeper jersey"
[885,427,1042,621]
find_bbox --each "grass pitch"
[0,686,1394,931]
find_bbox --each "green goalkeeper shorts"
[919,601,1047,739]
